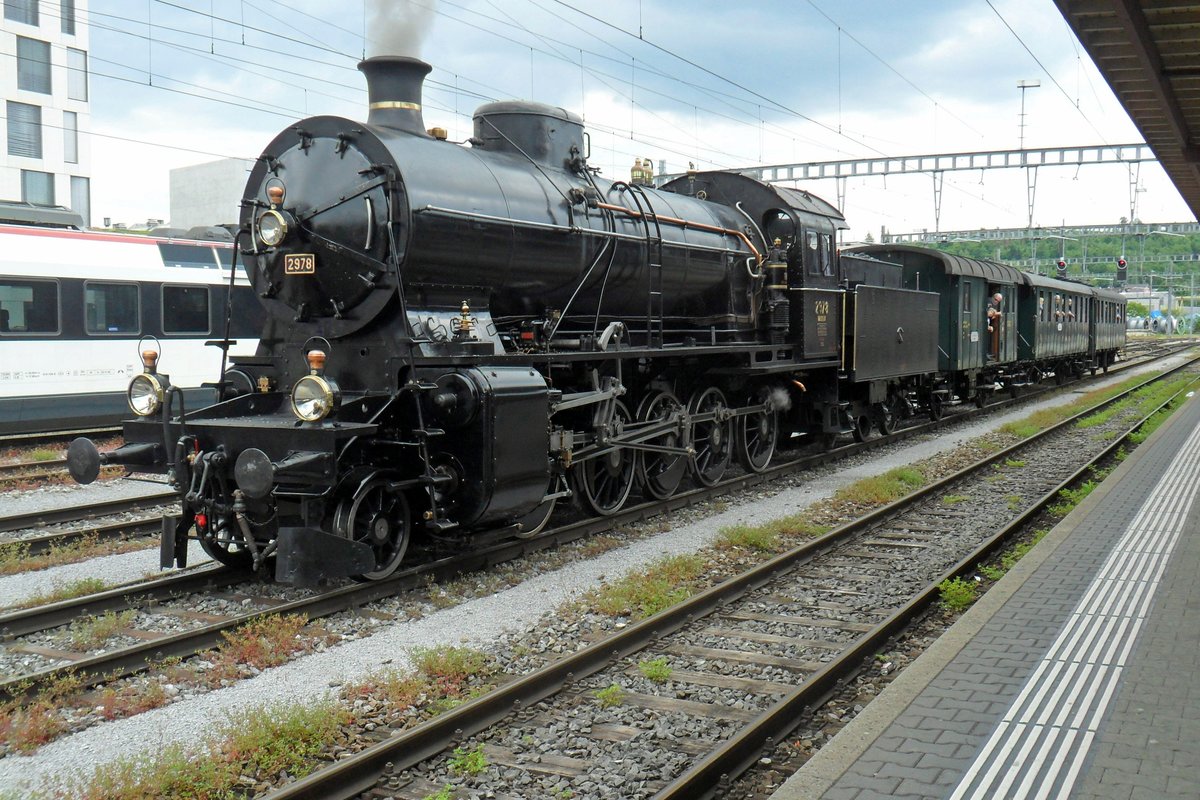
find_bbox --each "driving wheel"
[736,388,779,473]
[572,401,636,515]
[636,390,688,500]
[688,386,732,487]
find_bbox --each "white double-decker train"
[0,205,260,435]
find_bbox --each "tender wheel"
[688,387,732,487]
[852,414,872,443]
[636,390,688,500]
[928,393,945,421]
[334,479,410,581]
[736,388,779,473]
[874,401,897,436]
[573,401,636,515]
[974,390,987,409]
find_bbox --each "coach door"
[959,279,983,369]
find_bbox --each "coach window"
[85,282,139,334]
[162,285,210,334]
[0,279,59,334]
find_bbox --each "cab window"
[806,232,820,275]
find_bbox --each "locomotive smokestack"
[358,56,432,134]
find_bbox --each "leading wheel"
[736,388,778,473]
[636,390,688,500]
[199,519,254,567]
[334,479,410,581]
[573,401,636,516]
[688,387,732,487]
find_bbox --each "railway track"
[0,456,68,483]
[255,356,1199,800]
[0,490,176,535]
[0,353,1193,721]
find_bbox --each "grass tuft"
[637,656,672,683]
[938,577,978,611]
[594,684,625,708]
[587,554,705,619]
[834,467,925,506]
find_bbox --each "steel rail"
[0,489,176,533]
[0,457,67,481]
[0,565,251,640]
[259,356,1200,800]
[12,516,161,557]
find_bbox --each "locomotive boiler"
[68,56,942,585]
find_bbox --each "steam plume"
[366,0,438,59]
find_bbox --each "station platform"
[773,391,1200,800]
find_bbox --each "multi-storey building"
[1,0,91,225]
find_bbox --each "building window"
[163,286,211,333]
[7,101,43,158]
[71,176,90,226]
[17,37,51,94]
[67,48,88,101]
[64,111,78,163]
[21,170,55,205]
[3,0,38,26]
[85,283,140,334]
[0,279,59,334]
[61,0,75,34]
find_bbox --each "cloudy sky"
[84,0,1193,239]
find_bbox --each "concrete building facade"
[1,0,91,225]
[169,158,253,229]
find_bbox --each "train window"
[159,243,219,269]
[163,285,210,334]
[0,278,59,334]
[806,231,820,274]
[764,210,794,246]
[820,234,832,276]
[85,282,139,334]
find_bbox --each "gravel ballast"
[0,359,1180,794]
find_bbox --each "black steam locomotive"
[67,56,1123,584]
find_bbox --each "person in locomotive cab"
[986,292,1002,361]
[768,237,786,263]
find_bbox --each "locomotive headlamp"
[128,373,165,416]
[290,349,339,422]
[128,344,167,416]
[290,375,339,422]
[256,209,291,248]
